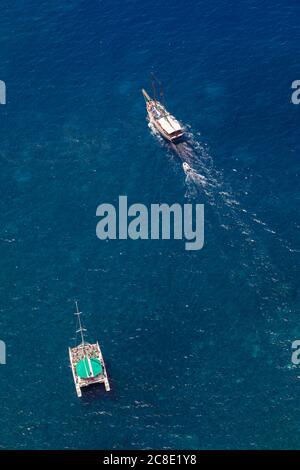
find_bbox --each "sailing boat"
[69,301,110,397]
[142,75,184,143]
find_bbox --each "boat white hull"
[183,162,192,174]
[142,90,184,143]
[69,342,110,397]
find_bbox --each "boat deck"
[143,90,184,142]
[69,341,110,397]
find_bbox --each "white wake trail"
[148,118,297,257]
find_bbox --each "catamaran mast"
[74,301,94,378]
[74,301,86,346]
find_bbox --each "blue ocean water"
[0,0,300,450]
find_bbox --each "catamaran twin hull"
[142,89,184,143]
[69,341,110,398]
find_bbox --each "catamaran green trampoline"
[75,357,103,379]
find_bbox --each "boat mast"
[151,73,168,114]
[159,80,166,108]
[150,72,157,103]
[74,301,87,346]
[152,74,171,122]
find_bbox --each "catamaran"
[69,301,110,397]
[142,76,184,143]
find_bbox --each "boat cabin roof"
[158,115,182,134]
